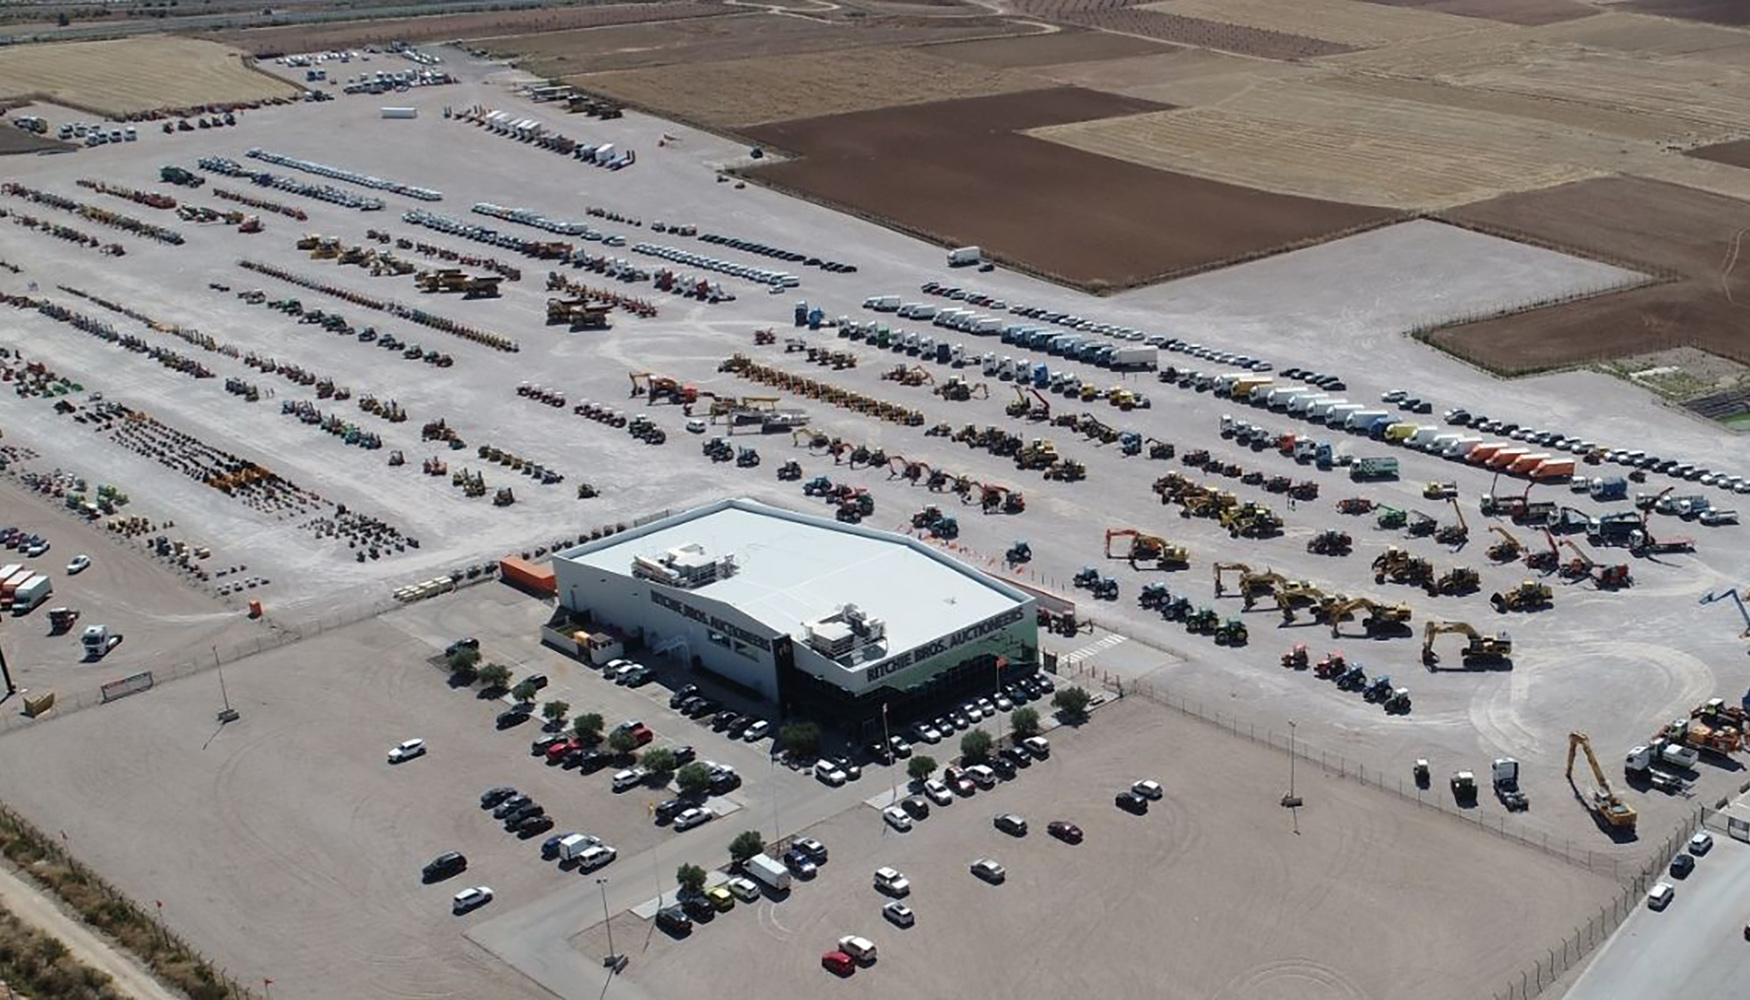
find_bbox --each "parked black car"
[479,786,516,808]
[656,905,692,935]
[422,851,467,881]
[1115,791,1149,814]
[496,708,531,729]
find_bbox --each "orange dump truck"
[500,556,556,597]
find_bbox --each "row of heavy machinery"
[1184,447,1320,499]
[1211,561,1414,637]
[719,355,927,427]
[546,271,657,319]
[930,420,1088,483]
[1280,646,1413,713]
[782,337,859,371]
[800,474,877,524]
[1336,495,1470,547]
[364,228,523,280]
[788,436,1026,515]
[1371,546,1479,596]
[1150,472,1285,539]
[1485,524,1632,589]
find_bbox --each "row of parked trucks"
[856,297,1157,371]
[0,563,52,614]
[1217,376,1581,479]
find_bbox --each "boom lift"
[1434,498,1469,546]
[1700,589,1750,638]
[1486,526,1523,563]
[1526,527,1560,572]
[1421,621,1512,667]
[1565,732,1637,831]
[1559,540,1631,588]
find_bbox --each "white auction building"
[552,498,1038,738]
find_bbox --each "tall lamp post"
[596,877,622,969]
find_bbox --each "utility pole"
[881,702,896,809]
[0,639,16,702]
[596,877,621,970]
[213,646,238,722]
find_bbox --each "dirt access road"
[0,865,179,1000]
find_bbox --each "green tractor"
[1214,618,1248,646]
[1376,506,1407,530]
[1163,596,1192,621]
[1186,607,1219,633]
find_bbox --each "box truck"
[1351,457,1400,481]
[1590,476,1628,501]
[1325,404,1364,427]
[380,106,418,119]
[948,246,982,267]
[1532,458,1577,479]
[745,853,792,891]
[1109,345,1157,371]
[11,575,50,615]
[556,833,595,862]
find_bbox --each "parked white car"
[882,806,912,831]
[388,738,426,763]
[452,886,494,914]
[66,554,91,574]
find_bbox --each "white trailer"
[379,107,418,119]
[947,246,982,267]
[10,575,51,615]
[745,853,792,891]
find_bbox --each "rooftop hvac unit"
[631,542,736,590]
[803,604,887,661]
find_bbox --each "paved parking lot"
[580,697,1616,1000]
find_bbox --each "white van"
[838,935,877,963]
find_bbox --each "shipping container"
[500,556,556,596]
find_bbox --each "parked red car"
[544,738,581,763]
[821,951,855,977]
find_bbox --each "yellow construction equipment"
[1486,525,1523,562]
[1566,732,1637,830]
[1491,580,1552,613]
[1323,597,1412,638]
[1421,621,1511,666]
[1105,528,1187,569]
[1212,562,1253,598]
[1434,497,1469,546]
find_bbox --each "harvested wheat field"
[1358,0,1599,27]
[0,36,298,116]
[1055,7,1358,59]
[1030,80,1607,208]
[578,47,1041,127]
[1143,0,1482,48]
[1039,46,1315,105]
[923,27,1178,67]
[212,2,734,56]
[744,87,1397,288]
[1427,177,1750,372]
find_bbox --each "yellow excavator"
[1323,597,1412,638]
[1566,732,1637,831]
[1421,620,1512,666]
[1212,562,1253,598]
[1105,528,1188,569]
[1486,525,1523,562]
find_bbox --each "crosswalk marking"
[1063,633,1127,664]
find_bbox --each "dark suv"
[421,851,467,881]
[656,905,693,935]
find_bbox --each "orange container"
[500,556,556,597]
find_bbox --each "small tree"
[729,830,765,864]
[447,647,479,682]
[906,754,938,785]
[511,679,539,704]
[1010,707,1041,739]
[641,747,677,776]
[676,863,707,896]
[476,663,511,690]
[676,762,712,797]
[543,700,570,724]
[573,712,604,744]
[607,727,638,759]
[960,728,993,763]
[57,12,71,26]
[777,722,822,758]
[1053,686,1092,721]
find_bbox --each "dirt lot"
[1359,0,1599,27]
[579,47,1042,127]
[922,26,1178,67]
[211,2,736,56]
[593,698,1618,1000]
[0,126,73,155]
[1429,176,1750,371]
[744,86,1397,289]
[1685,138,1750,170]
[0,476,265,709]
[1143,0,1482,48]
[1623,0,1750,27]
[0,36,298,116]
[1055,7,1358,60]
[0,595,686,1000]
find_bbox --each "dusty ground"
[210,2,737,56]
[1053,7,1359,59]
[1623,0,1750,27]
[0,475,266,710]
[594,698,1619,1000]
[922,25,1177,67]
[0,126,74,155]
[1035,46,1315,106]
[577,46,1043,126]
[0,36,299,116]
[1684,138,1750,170]
[745,87,1398,288]
[1143,0,1483,48]
[1432,176,1750,371]
[1359,0,1600,27]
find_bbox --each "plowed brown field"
[1359,0,1598,27]
[212,2,734,55]
[744,87,1398,289]
[925,27,1178,67]
[1429,177,1750,371]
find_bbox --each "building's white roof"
[561,499,1024,657]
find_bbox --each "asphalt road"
[1564,832,1750,999]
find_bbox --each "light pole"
[596,877,621,968]
[0,639,17,702]
[881,702,897,808]
[1281,720,1302,824]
